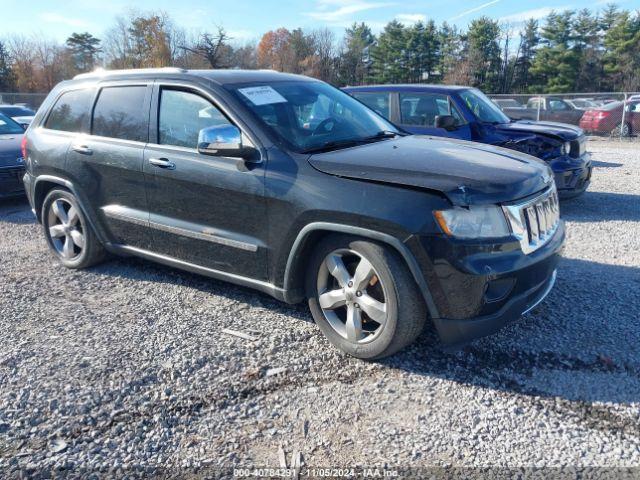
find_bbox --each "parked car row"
[18,69,565,359]
[0,104,36,128]
[491,95,638,136]
[344,85,591,198]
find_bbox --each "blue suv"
[344,85,592,198]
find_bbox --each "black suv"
[23,68,564,359]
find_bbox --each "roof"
[73,67,314,85]
[342,84,470,92]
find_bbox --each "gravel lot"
[1,139,639,476]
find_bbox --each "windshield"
[0,113,24,134]
[227,81,400,153]
[0,106,35,117]
[459,88,510,124]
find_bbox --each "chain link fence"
[0,92,48,110]
[489,92,640,141]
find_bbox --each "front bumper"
[549,153,592,198]
[409,219,565,345]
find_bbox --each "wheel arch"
[282,222,439,318]
[33,175,109,245]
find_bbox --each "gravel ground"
[1,140,639,477]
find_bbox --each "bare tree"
[179,26,231,68]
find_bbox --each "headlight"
[434,205,510,239]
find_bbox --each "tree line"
[0,5,638,95]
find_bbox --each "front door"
[397,92,471,140]
[143,84,267,280]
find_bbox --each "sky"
[1,0,639,44]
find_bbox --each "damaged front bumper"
[548,153,592,198]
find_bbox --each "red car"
[580,100,640,136]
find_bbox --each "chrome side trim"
[110,244,285,301]
[523,269,557,314]
[102,205,258,252]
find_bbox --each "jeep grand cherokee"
[22,68,564,359]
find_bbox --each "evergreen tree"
[603,11,640,91]
[530,10,579,92]
[465,17,502,92]
[0,41,14,91]
[338,23,375,85]
[66,32,102,72]
[370,21,408,83]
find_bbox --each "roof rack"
[73,67,188,80]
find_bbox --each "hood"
[496,120,583,141]
[12,116,33,126]
[0,133,24,168]
[308,135,552,206]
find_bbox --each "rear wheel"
[612,122,631,137]
[42,189,105,269]
[306,235,426,359]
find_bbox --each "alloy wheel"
[316,248,388,344]
[47,198,85,260]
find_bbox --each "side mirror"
[198,124,244,157]
[435,115,458,131]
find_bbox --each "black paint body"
[22,70,564,344]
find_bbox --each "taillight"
[596,111,611,119]
[20,136,27,160]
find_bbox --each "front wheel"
[306,235,426,359]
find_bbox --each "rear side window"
[92,86,148,142]
[158,89,232,148]
[352,92,390,118]
[45,89,93,133]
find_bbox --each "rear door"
[65,82,152,249]
[397,92,470,139]
[143,83,267,280]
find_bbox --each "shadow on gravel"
[561,190,640,223]
[382,257,640,407]
[0,197,34,225]
[591,160,623,168]
[89,256,314,324]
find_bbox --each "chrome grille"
[503,187,560,254]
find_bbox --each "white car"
[0,105,36,129]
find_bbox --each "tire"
[41,189,105,269]
[612,122,631,137]
[306,234,426,359]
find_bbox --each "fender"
[283,222,440,318]
[32,174,111,246]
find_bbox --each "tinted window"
[400,93,464,127]
[0,113,24,134]
[45,89,93,133]
[549,100,568,111]
[92,86,148,142]
[352,92,390,118]
[0,106,35,116]
[159,89,232,148]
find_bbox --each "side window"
[44,89,94,133]
[399,93,463,127]
[549,100,568,111]
[92,86,148,142]
[352,92,390,118]
[159,89,232,148]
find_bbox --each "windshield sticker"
[238,86,287,106]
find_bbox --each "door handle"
[71,144,92,155]
[149,157,176,170]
